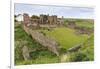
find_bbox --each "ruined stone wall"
[40,14,44,24]
[23,25,59,56]
[23,13,31,26]
[23,14,59,56]
[53,15,57,24]
[40,14,58,25]
[30,30,59,56]
[23,13,64,27]
[48,16,54,24]
[67,20,76,29]
[40,14,48,24]
[47,15,57,24]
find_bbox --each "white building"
[15,14,23,22]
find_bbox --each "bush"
[69,51,90,62]
[69,34,94,62]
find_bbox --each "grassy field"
[69,34,94,61]
[15,25,59,65]
[76,22,94,29]
[40,27,88,50]
[15,20,94,65]
[64,19,94,29]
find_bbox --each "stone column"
[23,13,30,26]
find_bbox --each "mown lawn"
[40,27,88,50]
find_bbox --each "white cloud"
[15,3,94,19]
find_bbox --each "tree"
[31,15,39,19]
[14,15,18,22]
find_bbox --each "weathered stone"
[23,25,59,56]
[57,16,64,25]
[40,14,48,24]
[68,44,82,52]
[60,54,70,62]
[67,20,76,29]
[23,13,31,27]
[22,46,30,61]
[30,30,59,56]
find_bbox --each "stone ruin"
[30,31,59,56]
[22,13,60,56]
[23,25,60,56]
[57,16,65,26]
[23,13,31,27]
[23,13,64,29]
[75,27,94,35]
[23,13,40,29]
[67,20,93,35]
[40,14,58,24]
[67,20,76,29]
[40,14,48,24]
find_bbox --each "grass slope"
[15,25,59,65]
[41,27,88,50]
[76,22,94,29]
[69,34,94,62]
[15,24,93,65]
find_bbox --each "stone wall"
[23,13,64,26]
[23,13,31,26]
[23,14,60,56]
[48,15,57,24]
[67,20,76,29]
[40,14,48,24]
[30,30,59,56]
[23,25,59,56]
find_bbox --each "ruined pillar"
[23,13,30,26]
[53,15,57,24]
[40,14,43,24]
[48,16,54,25]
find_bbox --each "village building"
[15,14,23,22]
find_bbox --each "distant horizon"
[15,3,94,19]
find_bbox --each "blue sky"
[15,3,94,19]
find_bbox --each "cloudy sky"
[15,3,94,19]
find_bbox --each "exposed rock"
[60,53,70,62]
[67,20,76,29]
[30,30,59,56]
[68,44,82,52]
[22,46,30,61]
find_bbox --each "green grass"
[15,22,93,65]
[15,25,59,65]
[15,50,59,65]
[69,34,94,62]
[76,22,94,29]
[64,19,94,29]
[40,27,88,50]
